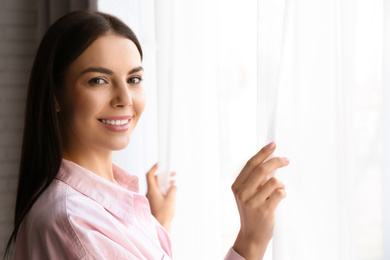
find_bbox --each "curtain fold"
[383,0,390,259]
[257,0,287,146]
[256,1,290,258]
[154,0,175,194]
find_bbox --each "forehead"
[67,33,142,75]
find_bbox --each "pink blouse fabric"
[13,159,244,260]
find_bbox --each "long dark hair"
[4,10,143,257]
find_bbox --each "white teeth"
[101,119,129,126]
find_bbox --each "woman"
[5,11,289,260]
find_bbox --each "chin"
[110,138,131,151]
[111,145,129,151]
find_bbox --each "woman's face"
[57,33,145,155]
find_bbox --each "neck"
[62,148,116,184]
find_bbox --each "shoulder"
[28,178,107,226]
[27,178,109,239]
[25,179,131,256]
[16,176,139,260]
[17,179,89,259]
[27,179,72,230]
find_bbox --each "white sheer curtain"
[271,0,384,259]
[99,0,385,259]
[383,0,390,259]
[160,1,258,258]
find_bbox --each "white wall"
[0,0,37,255]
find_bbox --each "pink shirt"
[13,159,244,260]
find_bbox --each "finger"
[233,142,276,187]
[166,185,177,199]
[146,163,158,188]
[169,171,177,182]
[266,188,287,212]
[244,157,289,192]
[253,177,285,203]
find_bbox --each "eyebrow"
[80,66,144,76]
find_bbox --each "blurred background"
[0,0,387,259]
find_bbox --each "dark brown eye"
[88,78,106,85]
[128,77,142,84]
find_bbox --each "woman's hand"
[146,164,177,232]
[231,142,289,260]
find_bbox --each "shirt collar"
[56,158,140,223]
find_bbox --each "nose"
[110,81,133,108]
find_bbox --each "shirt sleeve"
[224,247,246,260]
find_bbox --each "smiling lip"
[99,115,132,121]
[98,115,132,133]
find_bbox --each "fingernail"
[267,142,276,149]
[282,157,290,164]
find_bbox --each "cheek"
[63,92,103,122]
[79,97,101,118]
[134,91,146,115]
